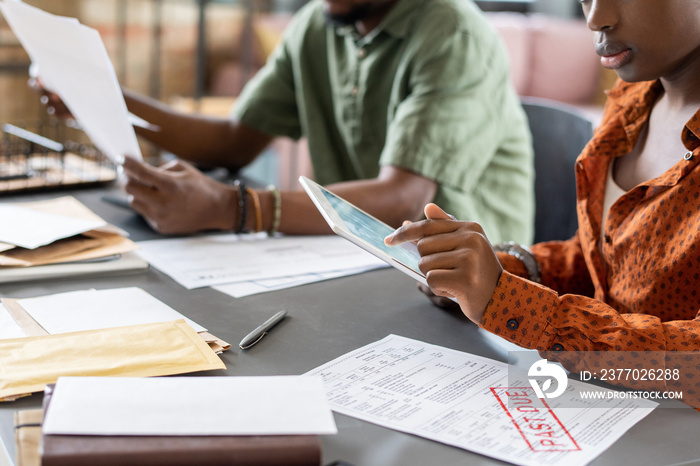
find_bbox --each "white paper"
[43,376,338,436]
[0,0,142,162]
[213,264,385,298]
[17,287,205,334]
[0,204,105,249]
[305,335,656,466]
[0,304,26,339]
[136,233,387,289]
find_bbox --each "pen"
[239,310,288,350]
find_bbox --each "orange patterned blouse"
[480,79,700,399]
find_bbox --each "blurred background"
[0,0,612,188]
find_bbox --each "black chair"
[521,97,594,243]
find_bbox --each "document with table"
[305,335,656,466]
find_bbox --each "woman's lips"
[598,48,632,70]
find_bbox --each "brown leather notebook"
[41,433,322,466]
[32,386,322,466]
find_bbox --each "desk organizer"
[0,119,117,194]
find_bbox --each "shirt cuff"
[479,271,558,349]
[496,251,530,280]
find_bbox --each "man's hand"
[122,157,237,235]
[385,203,502,323]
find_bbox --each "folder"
[14,385,323,466]
[0,251,148,284]
[0,196,140,271]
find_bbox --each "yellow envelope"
[0,320,225,401]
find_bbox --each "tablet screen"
[321,189,422,274]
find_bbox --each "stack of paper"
[136,233,388,297]
[44,376,337,437]
[0,320,225,402]
[0,196,147,283]
[0,287,230,401]
[12,377,335,465]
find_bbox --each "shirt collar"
[682,108,700,152]
[333,0,422,43]
[606,79,700,152]
[378,0,423,39]
[606,80,661,127]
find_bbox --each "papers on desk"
[213,266,381,298]
[0,320,225,401]
[0,196,133,260]
[136,233,388,291]
[0,196,147,282]
[305,335,656,466]
[0,204,105,250]
[3,287,205,336]
[0,287,231,400]
[0,0,142,162]
[0,285,229,350]
[44,376,337,436]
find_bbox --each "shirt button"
[684,151,693,161]
[350,86,359,97]
[551,344,564,352]
[357,48,367,59]
[506,319,519,330]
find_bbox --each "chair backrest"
[521,97,594,243]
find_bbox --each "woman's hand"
[385,203,502,323]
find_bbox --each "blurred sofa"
[485,12,613,125]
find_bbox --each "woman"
[385,0,700,405]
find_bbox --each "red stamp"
[491,387,580,452]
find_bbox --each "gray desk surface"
[2,186,700,466]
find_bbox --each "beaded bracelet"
[245,187,263,233]
[267,185,281,236]
[234,180,247,234]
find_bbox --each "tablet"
[299,176,427,286]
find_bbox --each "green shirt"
[233,0,534,243]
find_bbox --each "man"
[112,0,535,238]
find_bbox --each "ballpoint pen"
[239,310,288,350]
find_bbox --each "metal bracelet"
[493,241,541,283]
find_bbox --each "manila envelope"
[0,196,136,267]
